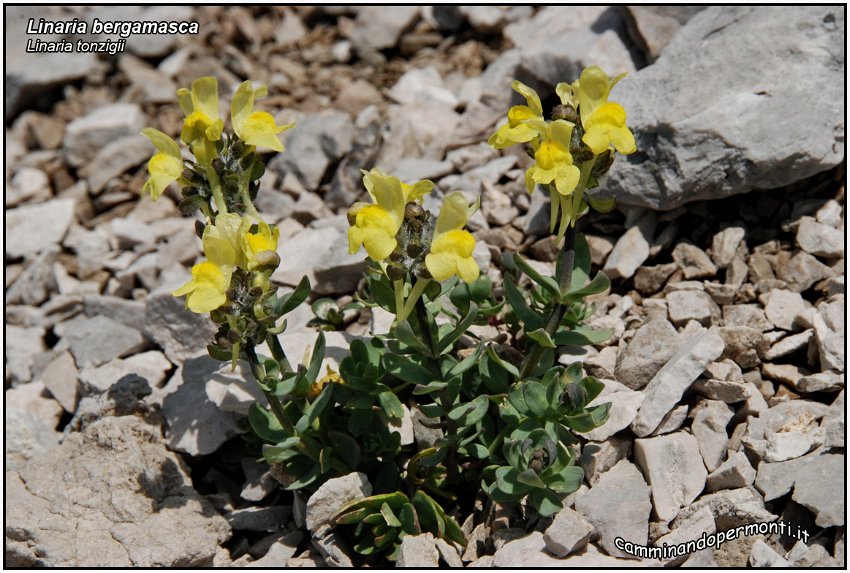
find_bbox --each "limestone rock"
[574,460,652,559]
[6,199,76,259]
[144,291,217,363]
[5,416,230,566]
[750,540,789,567]
[305,472,371,538]
[578,380,644,441]
[603,212,656,280]
[813,296,844,372]
[63,315,147,368]
[159,356,244,456]
[796,217,844,259]
[631,327,725,436]
[396,533,439,568]
[544,507,594,557]
[672,243,717,279]
[348,6,419,51]
[706,451,756,492]
[274,112,354,191]
[667,290,721,327]
[63,103,145,168]
[634,432,707,522]
[615,318,681,390]
[604,6,845,210]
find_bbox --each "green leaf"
[447,394,489,427]
[398,503,419,534]
[530,488,563,517]
[272,276,311,316]
[328,430,361,469]
[412,490,444,538]
[412,379,449,396]
[395,320,432,356]
[486,344,519,378]
[553,326,614,346]
[494,467,533,497]
[295,384,333,434]
[261,438,302,463]
[380,502,401,528]
[580,376,605,405]
[447,343,485,378]
[306,331,326,383]
[569,233,592,292]
[287,462,321,489]
[437,302,478,354]
[465,443,489,459]
[368,276,397,312]
[503,280,543,331]
[526,328,556,349]
[378,390,404,419]
[516,468,546,488]
[513,253,560,299]
[248,403,289,443]
[564,402,611,433]
[384,354,434,386]
[522,380,550,418]
[319,446,333,473]
[548,466,585,494]
[419,403,444,418]
[564,271,610,303]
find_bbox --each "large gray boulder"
[605,6,844,210]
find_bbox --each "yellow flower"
[488,80,545,149]
[172,213,251,313]
[176,76,224,164]
[140,127,182,201]
[172,260,233,313]
[231,80,294,152]
[524,119,581,196]
[348,169,433,261]
[307,366,342,399]
[425,192,480,283]
[576,66,635,155]
[243,219,281,271]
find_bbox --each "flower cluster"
[347,168,480,322]
[140,76,293,365]
[489,66,636,238]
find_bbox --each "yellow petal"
[609,126,636,155]
[191,76,220,122]
[425,230,479,283]
[361,169,405,228]
[231,80,256,137]
[434,192,474,237]
[141,127,181,158]
[553,164,581,196]
[241,111,290,151]
[143,152,183,200]
[578,65,611,126]
[172,261,232,313]
[401,179,434,203]
[511,80,543,117]
[350,205,399,261]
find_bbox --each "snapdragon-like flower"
[576,66,635,155]
[231,81,294,152]
[140,127,182,201]
[424,192,480,283]
[488,80,545,149]
[524,119,581,197]
[177,76,225,164]
[173,213,249,313]
[348,169,434,262]
[244,219,281,271]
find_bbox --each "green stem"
[205,165,228,215]
[397,277,431,324]
[409,284,459,484]
[245,344,292,433]
[393,279,405,319]
[517,225,577,380]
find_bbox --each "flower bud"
[552,104,577,123]
[252,250,281,270]
[405,202,426,221]
[386,263,406,281]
